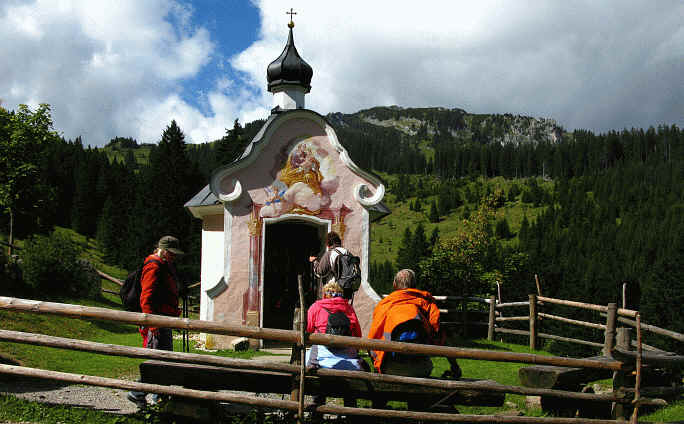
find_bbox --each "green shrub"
[0,247,23,295]
[20,231,101,299]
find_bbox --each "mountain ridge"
[328,105,564,147]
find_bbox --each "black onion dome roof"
[267,26,313,93]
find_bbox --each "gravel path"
[0,376,139,415]
[0,351,297,418]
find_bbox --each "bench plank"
[140,360,504,407]
[518,356,613,390]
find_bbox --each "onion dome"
[267,23,313,94]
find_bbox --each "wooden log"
[495,328,530,336]
[140,360,505,407]
[2,328,659,408]
[631,313,643,424]
[604,303,617,356]
[496,316,528,322]
[0,363,633,424]
[536,297,638,318]
[529,294,538,350]
[617,307,638,319]
[496,301,530,308]
[538,313,606,330]
[537,296,607,313]
[0,296,625,371]
[537,333,604,349]
[631,340,673,354]
[487,295,496,341]
[96,269,123,286]
[141,359,653,406]
[518,356,614,390]
[616,327,632,351]
[297,275,305,423]
[612,348,684,370]
[0,329,586,401]
[617,316,684,343]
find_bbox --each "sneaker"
[149,394,168,406]
[127,392,147,409]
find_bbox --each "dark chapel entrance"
[262,221,326,341]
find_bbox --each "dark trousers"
[129,328,173,401]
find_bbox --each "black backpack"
[389,309,430,361]
[333,248,361,291]
[322,307,351,336]
[120,258,161,312]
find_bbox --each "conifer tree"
[395,227,414,271]
[411,222,429,262]
[215,119,244,168]
[428,200,440,223]
[429,227,440,249]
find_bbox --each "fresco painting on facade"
[260,138,340,218]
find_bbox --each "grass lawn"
[0,394,146,424]
[1,228,680,422]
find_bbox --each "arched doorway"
[261,220,326,345]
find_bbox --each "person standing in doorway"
[309,231,354,300]
[127,235,184,408]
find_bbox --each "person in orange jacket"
[127,235,184,408]
[368,269,461,378]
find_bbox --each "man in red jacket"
[127,235,184,408]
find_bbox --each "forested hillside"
[2,104,682,352]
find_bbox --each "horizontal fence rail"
[0,328,652,405]
[617,316,684,343]
[0,297,624,371]
[536,296,638,318]
[538,312,607,330]
[2,295,681,423]
[0,364,637,424]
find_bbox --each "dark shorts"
[147,328,173,351]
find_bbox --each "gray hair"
[393,269,416,289]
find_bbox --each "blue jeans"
[128,328,173,404]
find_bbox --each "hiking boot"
[127,392,147,409]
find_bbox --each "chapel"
[185,18,389,349]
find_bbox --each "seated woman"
[306,281,365,371]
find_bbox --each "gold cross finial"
[286,8,296,28]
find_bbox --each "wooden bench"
[518,355,614,417]
[140,360,504,412]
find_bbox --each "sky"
[1,0,683,147]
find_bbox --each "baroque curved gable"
[209,109,385,210]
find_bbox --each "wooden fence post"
[529,294,537,350]
[615,327,631,352]
[297,275,306,424]
[611,324,630,421]
[487,295,496,341]
[603,303,617,357]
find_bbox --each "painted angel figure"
[260,141,335,218]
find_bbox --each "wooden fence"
[1,295,680,423]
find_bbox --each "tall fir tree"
[395,227,414,271]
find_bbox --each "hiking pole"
[182,294,189,353]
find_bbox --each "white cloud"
[0,0,221,145]
[1,0,683,147]
[238,0,684,133]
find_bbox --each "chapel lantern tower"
[266,14,313,111]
